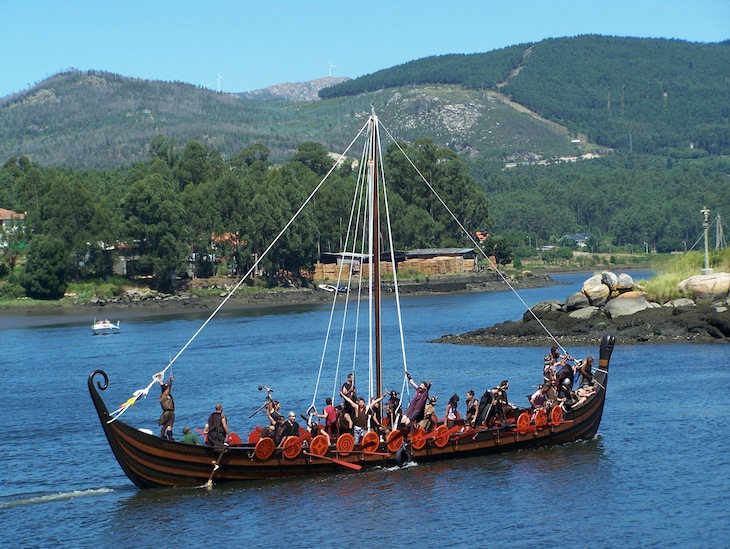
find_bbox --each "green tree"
[311,171,358,253]
[148,135,178,167]
[174,141,224,189]
[385,139,490,248]
[232,144,270,168]
[123,173,188,290]
[291,142,334,177]
[39,173,95,279]
[482,234,513,265]
[275,163,320,275]
[20,235,69,299]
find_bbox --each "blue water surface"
[1,271,728,548]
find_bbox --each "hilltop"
[1,35,726,169]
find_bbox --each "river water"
[1,272,728,548]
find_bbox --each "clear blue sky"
[2,0,728,99]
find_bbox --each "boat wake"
[0,488,114,509]
[384,460,419,472]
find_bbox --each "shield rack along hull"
[89,335,613,489]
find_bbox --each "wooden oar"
[420,421,465,443]
[205,448,227,489]
[451,428,477,441]
[303,451,362,470]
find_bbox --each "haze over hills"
[0,35,726,169]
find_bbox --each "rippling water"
[1,272,728,548]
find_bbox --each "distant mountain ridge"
[0,35,726,169]
[239,76,350,101]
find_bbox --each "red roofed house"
[0,208,25,247]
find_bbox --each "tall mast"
[370,113,383,398]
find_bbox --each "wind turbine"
[217,73,223,93]
[328,60,335,77]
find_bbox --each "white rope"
[376,118,409,382]
[113,119,371,422]
[380,121,567,353]
[310,143,369,410]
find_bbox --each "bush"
[0,282,26,300]
[20,235,69,300]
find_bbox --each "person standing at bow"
[156,373,175,440]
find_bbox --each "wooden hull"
[89,335,614,489]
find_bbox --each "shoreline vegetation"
[4,258,728,345]
[0,270,560,329]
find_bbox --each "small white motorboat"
[317,284,349,294]
[92,319,120,335]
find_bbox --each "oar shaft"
[205,449,227,487]
[303,452,362,470]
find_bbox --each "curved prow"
[591,334,615,401]
[88,370,112,424]
[598,334,616,371]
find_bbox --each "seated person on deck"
[530,383,550,412]
[570,385,597,409]
[444,394,460,429]
[417,396,438,432]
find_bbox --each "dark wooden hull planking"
[89,335,615,489]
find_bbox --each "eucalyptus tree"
[291,141,334,177]
[122,172,188,291]
[311,170,358,253]
[37,172,96,279]
[174,141,225,190]
[241,174,287,277]
[385,138,490,246]
[20,234,69,299]
[275,162,320,276]
[181,178,219,277]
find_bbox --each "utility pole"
[701,207,713,275]
[716,214,725,250]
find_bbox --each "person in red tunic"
[314,397,338,436]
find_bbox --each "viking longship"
[89,112,615,489]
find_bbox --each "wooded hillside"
[1,35,728,300]
[1,36,727,170]
[323,36,729,155]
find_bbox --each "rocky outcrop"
[678,273,730,301]
[566,292,589,311]
[436,270,730,345]
[604,294,653,318]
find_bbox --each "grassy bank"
[503,251,669,274]
[638,249,730,303]
[2,251,727,309]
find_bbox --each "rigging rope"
[309,140,369,411]
[377,121,410,394]
[111,119,371,423]
[380,121,569,354]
